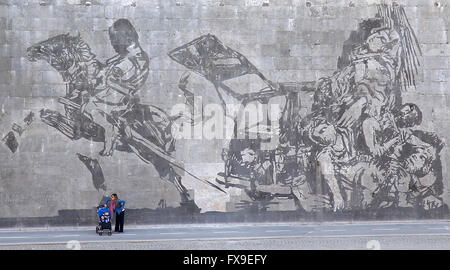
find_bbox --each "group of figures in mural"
[3,4,445,215]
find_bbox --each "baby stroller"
[96,205,112,236]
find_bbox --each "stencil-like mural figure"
[170,4,445,215]
[24,19,231,212]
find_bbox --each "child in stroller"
[96,204,112,236]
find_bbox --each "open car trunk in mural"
[168,33,316,211]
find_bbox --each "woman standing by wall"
[105,193,126,233]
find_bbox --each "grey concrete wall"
[0,0,449,227]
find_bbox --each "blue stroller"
[96,205,112,236]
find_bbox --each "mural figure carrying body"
[299,5,444,212]
[169,4,446,216]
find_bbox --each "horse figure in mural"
[26,33,224,211]
[169,33,324,212]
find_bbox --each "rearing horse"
[26,33,226,210]
[27,33,105,141]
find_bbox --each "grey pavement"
[0,220,449,250]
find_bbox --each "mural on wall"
[0,3,442,220]
[24,18,226,212]
[170,4,445,214]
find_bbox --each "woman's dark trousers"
[115,212,124,232]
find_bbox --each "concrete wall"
[0,0,449,227]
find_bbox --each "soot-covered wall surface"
[0,0,449,227]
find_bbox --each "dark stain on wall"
[2,112,34,153]
[2,131,18,153]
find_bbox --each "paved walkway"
[1,220,449,249]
